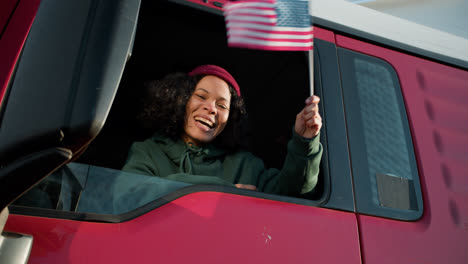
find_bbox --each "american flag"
[224,0,313,51]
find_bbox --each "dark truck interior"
[77,1,312,172]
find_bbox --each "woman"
[123,65,322,197]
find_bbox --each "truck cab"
[1,0,467,263]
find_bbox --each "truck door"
[336,34,468,263]
[4,1,362,262]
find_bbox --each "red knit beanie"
[188,65,241,97]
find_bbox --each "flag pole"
[308,0,314,96]
[309,44,314,96]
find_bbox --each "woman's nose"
[203,101,217,114]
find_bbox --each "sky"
[347,0,468,39]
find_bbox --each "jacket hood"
[152,134,225,174]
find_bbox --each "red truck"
[1,0,467,263]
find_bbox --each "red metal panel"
[314,26,335,44]
[0,0,19,34]
[336,35,468,263]
[6,192,361,264]
[185,0,225,10]
[0,0,40,108]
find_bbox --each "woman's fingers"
[295,96,322,138]
[303,96,319,115]
[305,95,320,105]
[303,108,318,120]
[306,114,322,127]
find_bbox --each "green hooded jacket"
[122,131,322,197]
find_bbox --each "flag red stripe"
[226,12,276,19]
[228,34,313,43]
[225,6,275,11]
[226,19,276,26]
[228,26,313,36]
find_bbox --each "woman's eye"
[218,104,228,110]
[196,95,205,100]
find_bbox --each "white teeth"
[194,117,214,128]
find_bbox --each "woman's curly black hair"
[139,72,247,151]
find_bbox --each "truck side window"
[338,48,423,221]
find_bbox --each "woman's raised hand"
[294,95,322,139]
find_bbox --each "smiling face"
[182,75,231,146]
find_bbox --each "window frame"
[338,47,424,221]
[9,1,359,223]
